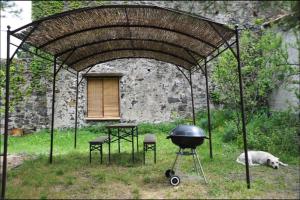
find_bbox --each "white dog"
[236,151,288,169]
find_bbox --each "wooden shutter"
[87,78,103,118]
[103,78,120,118]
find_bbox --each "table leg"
[108,128,111,164]
[101,145,103,164]
[118,128,120,153]
[132,127,134,163]
[89,143,91,163]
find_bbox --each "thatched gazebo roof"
[12,5,235,71]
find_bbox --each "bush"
[236,111,299,156]
[222,121,238,142]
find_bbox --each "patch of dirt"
[0,154,30,172]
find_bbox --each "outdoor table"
[105,123,138,163]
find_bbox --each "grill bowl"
[167,125,207,149]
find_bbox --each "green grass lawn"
[4,122,299,199]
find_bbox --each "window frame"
[84,73,122,121]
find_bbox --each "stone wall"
[51,59,206,128]
[3,1,298,132]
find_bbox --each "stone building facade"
[2,1,298,132]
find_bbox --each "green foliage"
[0,60,26,113]
[241,111,299,156]
[197,108,299,157]
[32,1,64,20]
[26,53,52,95]
[211,29,298,118]
[31,0,106,20]
[222,121,238,143]
[68,1,85,9]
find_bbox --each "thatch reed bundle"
[13,5,235,71]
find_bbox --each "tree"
[211,29,298,132]
[0,1,22,18]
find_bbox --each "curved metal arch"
[38,25,218,50]
[56,38,205,59]
[75,56,191,72]
[68,48,196,68]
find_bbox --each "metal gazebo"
[1,5,250,198]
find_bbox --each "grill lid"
[168,125,206,138]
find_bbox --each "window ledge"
[85,117,121,121]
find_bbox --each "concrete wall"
[269,29,299,111]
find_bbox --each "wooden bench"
[143,134,156,164]
[89,136,109,163]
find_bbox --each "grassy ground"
[4,123,300,199]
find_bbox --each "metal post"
[131,127,134,163]
[189,70,196,125]
[118,128,120,153]
[136,126,138,152]
[74,72,79,148]
[235,25,251,189]
[1,25,11,199]
[108,128,111,164]
[205,60,213,159]
[49,56,57,164]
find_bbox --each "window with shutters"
[86,77,120,120]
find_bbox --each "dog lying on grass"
[236,151,288,169]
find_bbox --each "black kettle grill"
[165,125,208,186]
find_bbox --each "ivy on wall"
[0,60,26,113]
[32,1,64,20]
[32,0,105,20]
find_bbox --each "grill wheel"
[170,175,180,186]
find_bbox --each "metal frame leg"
[74,71,79,149]
[136,127,139,152]
[189,70,196,125]
[49,56,57,164]
[131,127,134,163]
[235,25,250,189]
[1,26,11,199]
[118,128,120,153]
[108,129,111,164]
[205,60,213,159]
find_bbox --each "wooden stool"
[143,134,156,164]
[89,136,109,163]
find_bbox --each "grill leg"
[143,144,146,164]
[192,150,200,176]
[154,143,156,164]
[194,150,208,184]
[171,148,182,171]
[100,145,103,164]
